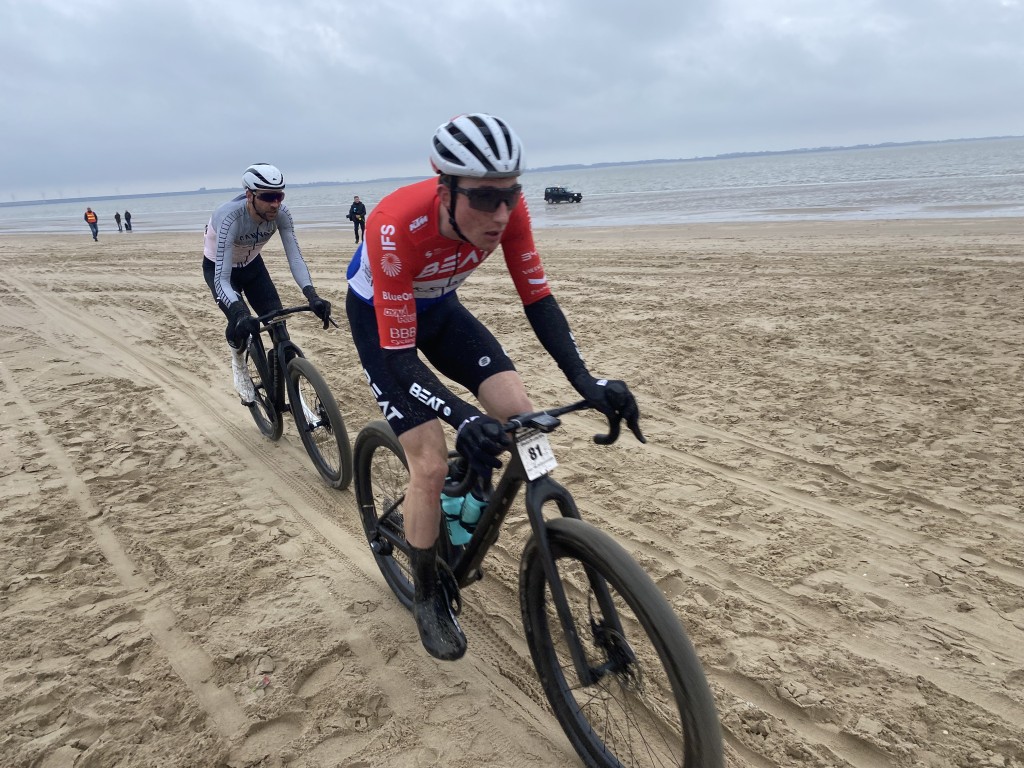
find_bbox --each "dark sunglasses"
[454,184,522,213]
[255,191,285,203]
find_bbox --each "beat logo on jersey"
[364,369,404,423]
[408,382,452,418]
[380,252,402,277]
[414,248,481,279]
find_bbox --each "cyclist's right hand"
[456,415,511,479]
[303,286,332,329]
[226,300,260,347]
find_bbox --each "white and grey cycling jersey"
[202,193,312,306]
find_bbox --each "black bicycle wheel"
[352,420,414,609]
[520,517,723,768]
[245,338,283,441]
[286,357,352,490]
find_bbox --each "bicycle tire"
[520,517,723,768]
[352,420,414,609]
[245,340,283,441]
[286,357,352,490]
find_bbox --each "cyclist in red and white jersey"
[346,113,644,661]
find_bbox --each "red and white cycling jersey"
[346,178,551,350]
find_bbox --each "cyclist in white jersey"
[202,163,331,403]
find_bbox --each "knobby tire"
[245,339,283,441]
[286,357,352,490]
[353,420,414,609]
[520,517,723,768]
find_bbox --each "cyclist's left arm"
[276,205,314,291]
[500,206,584,381]
[503,209,644,441]
[523,293,644,441]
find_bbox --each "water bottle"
[441,492,467,544]
[460,491,487,536]
[442,491,487,546]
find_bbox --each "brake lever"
[592,415,622,446]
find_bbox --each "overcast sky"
[3,0,1023,201]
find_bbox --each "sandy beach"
[1,219,1022,767]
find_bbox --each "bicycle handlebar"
[253,305,339,330]
[443,400,629,497]
[505,400,625,445]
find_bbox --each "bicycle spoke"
[296,378,337,469]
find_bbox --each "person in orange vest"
[83,208,99,241]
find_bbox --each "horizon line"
[4,134,1021,208]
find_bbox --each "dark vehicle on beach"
[544,186,582,204]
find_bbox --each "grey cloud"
[2,0,1022,200]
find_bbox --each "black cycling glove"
[303,285,332,327]
[226,300,259,347]
[456,415,511,480]
[572,374,645,443]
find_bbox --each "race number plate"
[517,429,558,480]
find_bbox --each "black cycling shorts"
[202,255,283,317]
[346,289,516,436]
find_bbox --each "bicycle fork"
[265,329,301,417]
[524,477,624,687]
[246,335,272,394]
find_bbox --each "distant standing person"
[114,212,123,232]
[124,210,133,231]
[347,195,366,243]
[84,208,99,241]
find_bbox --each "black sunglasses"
[454,184,522,213]
[255,191,285,203]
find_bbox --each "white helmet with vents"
[242,163,285,191]
[430,114,524,178]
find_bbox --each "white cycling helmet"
[430,113,524,178]
[242,163,285,192]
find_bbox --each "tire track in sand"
[10,278,576,766]
[0,356,249,739]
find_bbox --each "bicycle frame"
[374,402,626,687]
[247,306,310,414]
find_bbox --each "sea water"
[2,137,1022,235]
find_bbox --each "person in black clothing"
[124,210,133,231]
[114,212,123,232]
[347,196,366,243]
